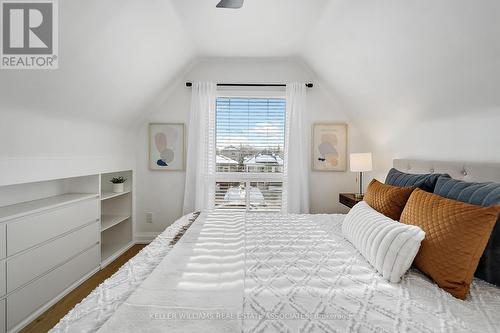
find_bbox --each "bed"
[50,160,500,333]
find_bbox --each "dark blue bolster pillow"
[385,168,446,192]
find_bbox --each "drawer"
[7,198,99,256]
[0,224,5,259]
[0,260,4,298]
[7,244,99,331]
[0,299,4,333]
[7,222,99,293]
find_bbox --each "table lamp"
[350,153,372,199]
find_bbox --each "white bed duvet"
[52,211,500,333]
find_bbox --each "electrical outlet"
[146,212,153,224]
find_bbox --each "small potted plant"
[110,176,127,193]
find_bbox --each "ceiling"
[1,0,499,135]
[171,0,329,57]
[303,0,500,143]
[0,0,194,126]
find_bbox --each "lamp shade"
[350,153,372,172]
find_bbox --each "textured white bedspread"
[50,213,199,333]
[58,211,500,333]
[98,211,246,333]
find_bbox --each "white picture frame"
[312,123,348,171]
[149,123,185,171]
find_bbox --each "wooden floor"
[20,244,146,333]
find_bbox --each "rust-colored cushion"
[400,189,500,299]
[364,179,415,221]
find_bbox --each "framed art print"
[149,123,185,171]
[312,123,348,171]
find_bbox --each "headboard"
[393,158,500,286]
[393,159,500,183]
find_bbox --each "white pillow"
[342,201,425,283]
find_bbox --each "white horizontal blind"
[216,97,285,173]
[215,181,246,210]
[249,181,283,212]
[215,97,286,212]
[214,181,283,212]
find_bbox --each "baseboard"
[135,232,161,244]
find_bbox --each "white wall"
[134,58,371,234]
[0,108,134,186]
[368,111,500,182]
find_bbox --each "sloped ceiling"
[302,0,500,146]
[0,0,194,126]
[1,0,499,137]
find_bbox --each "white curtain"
[183,82,217,214]
[284,83,310,213]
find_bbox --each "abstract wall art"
[312,123,347,171]
[149,123,185,171]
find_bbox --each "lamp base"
[355,171,364,200]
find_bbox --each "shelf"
[100,171,133,269]
[101,240,134,265]
[101,215,130,232]
[100,191,131,201]
[0,193,99,223]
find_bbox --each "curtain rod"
[185,82,313,88]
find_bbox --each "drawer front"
[7,199,99,256]
[0,299,5,333]
[7,222,99,293]
[0,224,5,260]
[7,244,99,331]
[0,260,4,298]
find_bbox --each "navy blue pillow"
[385,168,445,192]
[434,176,500,286]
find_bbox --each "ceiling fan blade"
[216,0,244,9]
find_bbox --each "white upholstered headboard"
[393,159,500,183]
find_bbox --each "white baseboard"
[135,232,161,244]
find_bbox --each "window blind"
[214,181,283,212]
[215,97,286,211]
[216,97,286,173]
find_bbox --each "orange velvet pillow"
[400,189,500,299]
[363,179,415,220]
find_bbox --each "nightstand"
[339,193,363,209]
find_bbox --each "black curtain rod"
[185,82,313,88]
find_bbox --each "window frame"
[214,90,287,212]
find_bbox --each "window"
[215,97,286,211]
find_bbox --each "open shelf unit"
[0,175,100,223]
[0,193,99,223]
[100,170,133,267]
[0,174,99,209]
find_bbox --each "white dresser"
[0,194,101,333]
[0,170,134,333]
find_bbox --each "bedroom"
[0,0,499,332]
